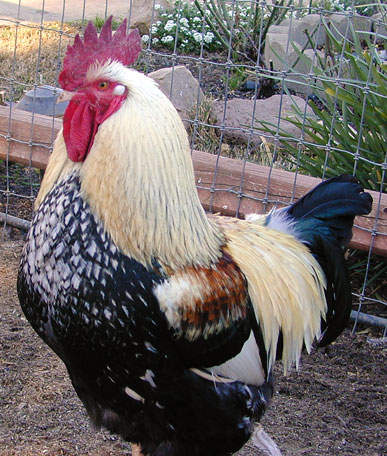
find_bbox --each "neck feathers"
[35,133,81,208]
[37,70,224,270]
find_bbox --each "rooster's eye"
[98,81,109,90]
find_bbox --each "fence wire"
[0,0,386,336]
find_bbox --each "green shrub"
[143,0,291,61]
[141,1,223,54]
[258,15,387,192]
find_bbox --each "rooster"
[18,17,372,456]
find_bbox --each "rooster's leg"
[131,443,144,456]
[251,425,283,456]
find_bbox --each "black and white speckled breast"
[18,172,168,358]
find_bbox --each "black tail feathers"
[287,174,372,246]
[286,175,372,347]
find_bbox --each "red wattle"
[63,93,126,162]
[63,99,99,162]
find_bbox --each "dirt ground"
[0,238,386,456]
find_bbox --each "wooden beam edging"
[193,150,387,256]
[0,105,61,169]
[1,106,386,255]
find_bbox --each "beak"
[57,90,75,103]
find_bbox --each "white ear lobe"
[113,84,125,95]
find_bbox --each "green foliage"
[192,0,292,62]
[143,1,385,60]
[144,1,292,61]
[347,249,387,300]
[90,15,122,31]
[259,17,387,192]
[68,15,123,32]
[338,0,381,16]
[227,67,248,91]
[141,2,222,54]
[308,0,380,16]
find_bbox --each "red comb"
[59,16,141,91]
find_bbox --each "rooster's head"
[58,17,141,162]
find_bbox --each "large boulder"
[129,0,172,34]
[148,66,204,121]
[212,95,314,146]
[268,15,326,50]
[329,13,372,42]
[282,14,326,48]
[265,12,375,95]
[264,32,322,95]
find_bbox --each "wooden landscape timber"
[0,105,61,168]
[1,105,386,256]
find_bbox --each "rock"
[267,25,290,36]
[265,12,378,96]
[371,13,387,39]
[265,32,322,95]
[129,0,171,34]
[15,85,68,117]
[270,15,326,49]
[284,48,324,95]
[329,13,371,42]
[148,66,203,121]
[289,14,326,48]
[264,32,291,69]
[212,95,314,146]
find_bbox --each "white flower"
[152,37,160,44]
[161,35,174,43]
[179,17,189,27]
[164,20,176,32]
[193,16,201,23]
[141,34,150,43]
[154,3,161,10]
[193,31,203,42]
[151,25,158,34]
[204,31,214,43]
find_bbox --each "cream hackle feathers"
[214,215,327,372]
[36,62,224,271]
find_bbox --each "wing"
[153,251,255,370]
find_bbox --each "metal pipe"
[0,212,31,231]
[350,310,387,329]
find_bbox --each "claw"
[251,425,283,456]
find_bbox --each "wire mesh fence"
[0,0,386,335]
